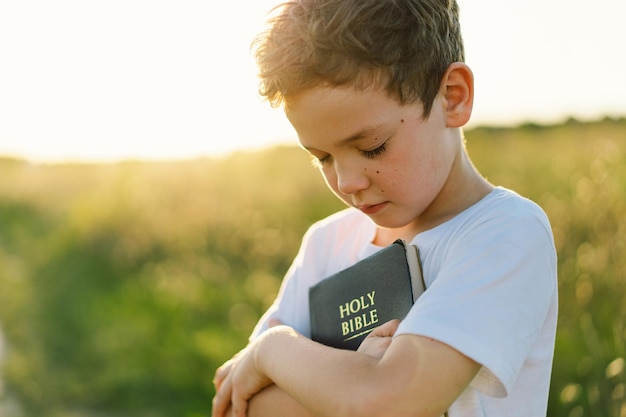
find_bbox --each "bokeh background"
[1,1,625,416]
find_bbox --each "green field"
[0,117,625,416]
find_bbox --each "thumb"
[368,319,401,338]
[268,318,284,328]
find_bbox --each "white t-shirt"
[251,187,558,416]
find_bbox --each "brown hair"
[252,0,465,116]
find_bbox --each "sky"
[1,0,625,163]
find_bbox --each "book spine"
[404,243,425,302]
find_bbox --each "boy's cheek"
[321,170,338,192]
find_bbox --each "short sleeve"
[395,202,557,397]
[250,208,377,341]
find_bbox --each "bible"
[309,239,426,350]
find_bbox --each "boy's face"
[285,85,461,236]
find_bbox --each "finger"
[368,319,401,338]
[268,318,283,327]
[213,360,233,391]
[212,373,233,417]
[231,388,249,417]
[214,345,249,390]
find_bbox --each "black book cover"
[309,239,425,351]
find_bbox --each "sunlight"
[0,0,624,162]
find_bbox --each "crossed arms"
[212,320,480,417]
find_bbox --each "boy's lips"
[357,202,388,215]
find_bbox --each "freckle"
[376,170,380,174]
[400,119,405,123]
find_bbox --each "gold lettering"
[363,310,372,327]
[369,309,379,325]
[354,315,363,331]
[338,291,379,339]
[339,291,376,319]
[339,303,350,319]
[340,309,381,341]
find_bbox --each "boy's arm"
[213,324,480,417]
[220,386,314,417]
[215,321,397,417]
[242,385,315,417]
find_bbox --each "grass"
[0,117,624,416]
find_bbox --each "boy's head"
[253,0,465,117]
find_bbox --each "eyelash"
[311,141,387,167]
[361,142,387,159]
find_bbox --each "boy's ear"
[441,62,474,128]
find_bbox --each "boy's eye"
[318,154,331,165]
[361,142,387,159]
[310,153,331,168]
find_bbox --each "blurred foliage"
[0,117,624,416]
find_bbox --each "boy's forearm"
[247,385,315,417]
[256,326,381,417]
[222,385,313,417]
[255,326,478,417]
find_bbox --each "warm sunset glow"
[1,0,624,163]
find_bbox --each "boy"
[212,0,558,416]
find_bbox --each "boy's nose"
[335,161,369,195]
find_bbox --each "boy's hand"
[212,348,243,417]
[356,319,400,359]
[213,346,247,393]
[212,337,274,417]
[212,318,286,417]
[213,318,283,394]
